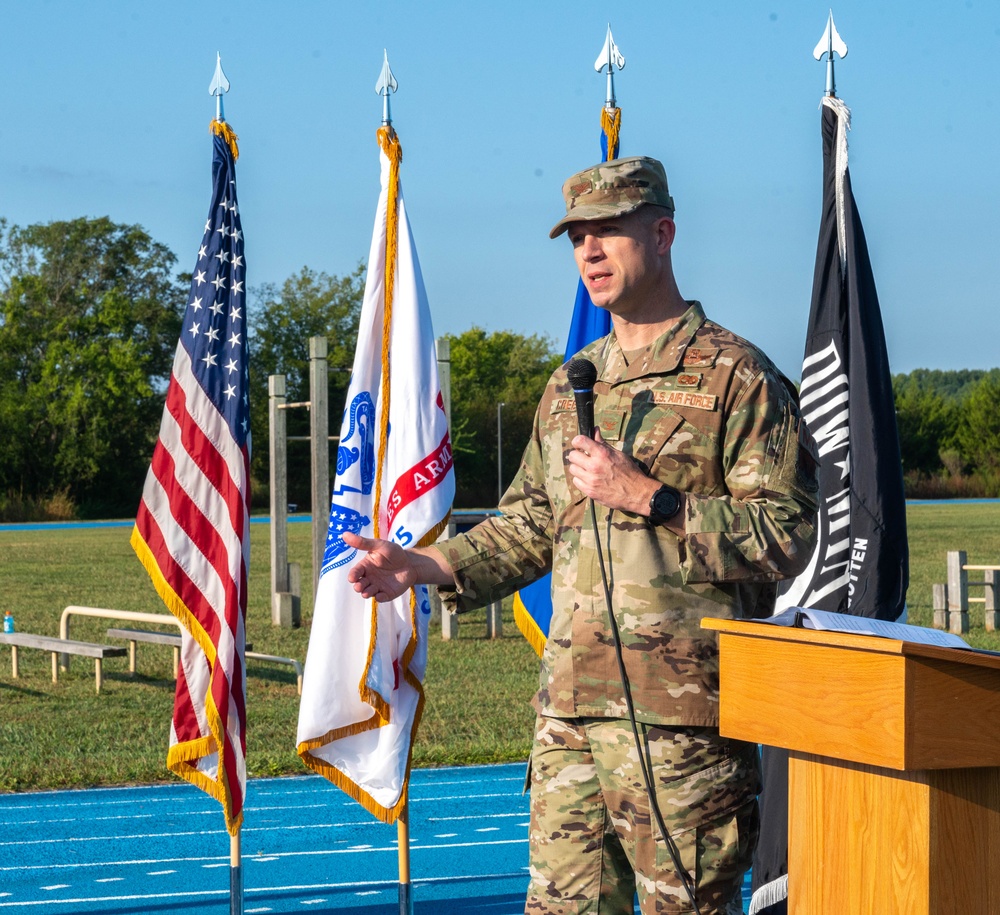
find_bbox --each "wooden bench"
[106,627,184,677]
[106,628,302,694]
[246,651,304,695]
[0,632,126,693]
[105,628,254,678]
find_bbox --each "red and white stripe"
[133,343,249,834]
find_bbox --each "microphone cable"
[588,497,704,915]
[567,357,702,915]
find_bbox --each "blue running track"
[0,763,752,913]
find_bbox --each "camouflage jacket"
[431,302,819,726]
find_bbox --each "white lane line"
[0,837,528,874]
[0,810,509,851]
[433,833,458,838]
[94,878,123,883]
[428,811,527,822]
[475,827,501,833]
[40,886,69,892]
[0,820,396,848]
[0,870,528,908]
[0,802,355,827]
[5,811,213,827]
[252,776,523,799]
[0,889,229,908]
[146,870,176,875]
[0,794,524,852]
[300,900,327,906]
[0,780,524,816]
[245,908,272,913]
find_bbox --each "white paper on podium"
[758,606,973,651]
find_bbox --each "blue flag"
[513,110,619,657]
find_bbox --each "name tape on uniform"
[652,390,718,411]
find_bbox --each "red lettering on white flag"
[386,433,454,528]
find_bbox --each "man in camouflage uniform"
[344,156,819,915]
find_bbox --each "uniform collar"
[596,301,707,386]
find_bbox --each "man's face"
[567,210,672,316]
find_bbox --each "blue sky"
[2,1,997,379]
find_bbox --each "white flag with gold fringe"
[296,125,454,823]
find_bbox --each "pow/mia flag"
[750,97,909,915]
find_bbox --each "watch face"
[651,486,680,521]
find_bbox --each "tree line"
[894,368,1000,498]
[1,215,997,521]
[0,216,560,519]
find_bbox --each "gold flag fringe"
[601,107,621,162]
[210,119,240,161]
[513,591,548,659]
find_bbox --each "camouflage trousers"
[525,715,760,915]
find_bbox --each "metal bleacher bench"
[105,627,301,694]
[0,632,126,694]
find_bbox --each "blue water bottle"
[3,611,13,634]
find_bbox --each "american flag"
[131,125,249,835]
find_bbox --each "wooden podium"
[703,618,1000,914]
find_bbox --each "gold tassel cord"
[210,119,240,161]
[359,125,405,718]
[601,107,621,162]
[372,125,403,542]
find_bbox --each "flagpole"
[753,17,856,915]
[375,51,414,915]
[397,798,412,914]
[211,53,245,915]
[230,831,243,915]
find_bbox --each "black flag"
[750,97,909,915]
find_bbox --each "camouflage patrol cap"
[549,156,675,239]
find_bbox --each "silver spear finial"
[813,10,848,97]
[594,24,625,110]
[209,52,231,122]
[375,50,398,126]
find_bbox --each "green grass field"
[1,502,998,793]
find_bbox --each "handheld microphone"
[566,358,598,439]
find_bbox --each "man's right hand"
[342,532,455,602]
[343,533,415,602]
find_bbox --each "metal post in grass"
[946,550,969,635]
[436,335,458,640]
[985,570,998,632]
[269,375,298,627]
[932,583,948,630]
[309,336,329,602]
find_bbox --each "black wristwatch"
[648,484,682,524]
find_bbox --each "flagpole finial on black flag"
[813,10,847,97]
[209,52,231,123]
[594,24,625,110]
[376,50,398,127]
